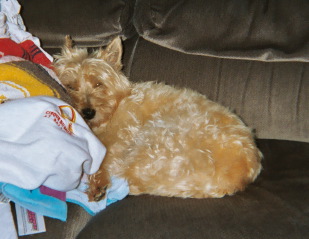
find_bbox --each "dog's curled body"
[54,36,262,201]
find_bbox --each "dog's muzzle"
[82,108,96,120]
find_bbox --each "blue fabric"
[66,176,129,216]
[0,176,129,220]
[0,182,67,221]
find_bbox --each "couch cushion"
[77,139,309,239]
[122,38,309,143]
[14,203,91,239]
[134,0,309,62]
[19,0,136,49]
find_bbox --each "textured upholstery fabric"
[134,0,309,62]
[17,204,91,239]
[19,0,136,48]
[12,1,309,238]
[17,140,309,239]
[20,0,309,62]
[77,139,309,239]
[122,37,309,143]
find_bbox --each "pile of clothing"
[0,1,129,238]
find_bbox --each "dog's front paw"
[88,184,109,202]
[87,171,111,202]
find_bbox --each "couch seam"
[126,36,140,78]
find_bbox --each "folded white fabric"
[0,96,106,191]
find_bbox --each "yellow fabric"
[0,63,60,103]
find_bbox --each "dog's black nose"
[82,108,96,120]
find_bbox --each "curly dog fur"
[54,36,262,201]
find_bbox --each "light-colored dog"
[54,36,262,202]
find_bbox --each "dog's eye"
[95,82,102,88]
[66,84,75,91]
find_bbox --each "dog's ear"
[99,37,123,70]
[62,35,77,56]
[59,35,75,58]
[64,35,73,49]
[57,35,88,61]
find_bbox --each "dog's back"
[101,81,262,198]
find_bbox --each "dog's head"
[53,36,131,129]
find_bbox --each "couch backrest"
[134,0,309,63]
[20,0,309,63]
[122,37,309,143]
[19,0,309,142]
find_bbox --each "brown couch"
[18,0,309,238]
